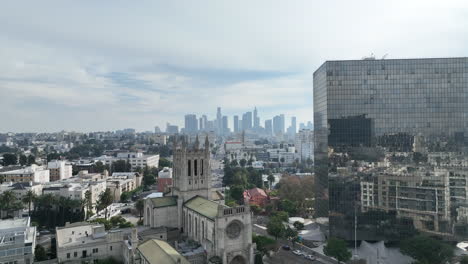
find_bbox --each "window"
[67,253,70,259]
[188,160,191,176]
[74,252,77,257]
[93,248,98,253]
[194,159,198,176]
[201,159,204,175]
[110,246,112,251]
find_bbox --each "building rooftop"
[184,196,225,220]
[138,239,190,264]
[150,197,177,208]
[0,217,29,229]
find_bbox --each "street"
[265,248,323,264]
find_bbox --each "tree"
[120,192,131,202]
[271,211,289,222]
[278,175,314,215]
[250,204,261,215]
[112,160,130,172]
[97,189,113,220]
[0,191,23,218]
[254,254,263,264]
[2,153,17,166]
[47,153,61,162]
[34,245,48,261]
[267,217,285,240]
[400,235,453,264]
[252,234,276,255]
[27,155,36,165]
[159,158,172,168]
[293,221,304,231]
[84,190,93,219]
[461,256,468,264]
[19,155,28,166]
[22,190,36,216]
[240,159,247,168]
[284,226,298,241]
[323,238,352,262]
[267,175,275,189]
[229,185,245,204]
[94,161,106,173]
[135,199,144,221]
[278,199,298,216]
[230,160,239,167]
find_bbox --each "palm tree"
[0,191,21,218]
[97,188,113,220]
[135,199,144,221]
[84,190,93,220]
[22,190,36,216]
[267,175,275,190]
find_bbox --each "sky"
[1,0,468,132]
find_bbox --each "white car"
[305,255,316,261]
[292,250,302,256]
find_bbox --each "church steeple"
[194,135,200,150]
[205,136,210,155]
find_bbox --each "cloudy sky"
[1,0,468,132]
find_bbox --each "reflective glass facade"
[313,58,468,241]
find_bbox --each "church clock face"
[226,221,242,239]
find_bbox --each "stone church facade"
[144,136,254,264]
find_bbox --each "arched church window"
[188,160,191,176]
[201,159,204,175]
[194,160,198,176]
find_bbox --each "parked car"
[305,255,316,261]
[292,250,303,256]
[282,245,291,250]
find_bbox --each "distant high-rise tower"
[242,112,253,131]
[184,114,198,133]
[202,115,208,131]
[287,116,297,138]
[166,123,179,134]
[273,115,284,135]
[199,117,204,131]
[216,107,222,134]
[222,116,228,135]
[253,107,260,129]
[265,119,272,136]
[233,115,239,133]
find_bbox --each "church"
[144,136,254,264]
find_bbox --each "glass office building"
[313,57,468,241]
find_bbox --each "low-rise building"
[48,160,73,181]
[157,168,173,193]
[56,222,138,264]
[107,173,141,202]
[137,239,190,264]
[243,187,269,207]
[96,153,160,170]
[0,165,50,183]
[0,217,36,264]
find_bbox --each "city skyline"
[2,1,468,132]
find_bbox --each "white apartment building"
[267,148,296,165]
[56,222,138,264]
[295,129,314,162]
[0,165,49,183]
[0,217,36,264]
[157,167,172,179]
[97,153,159,170]
[42,179,107,213]
[47,160,72,181]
